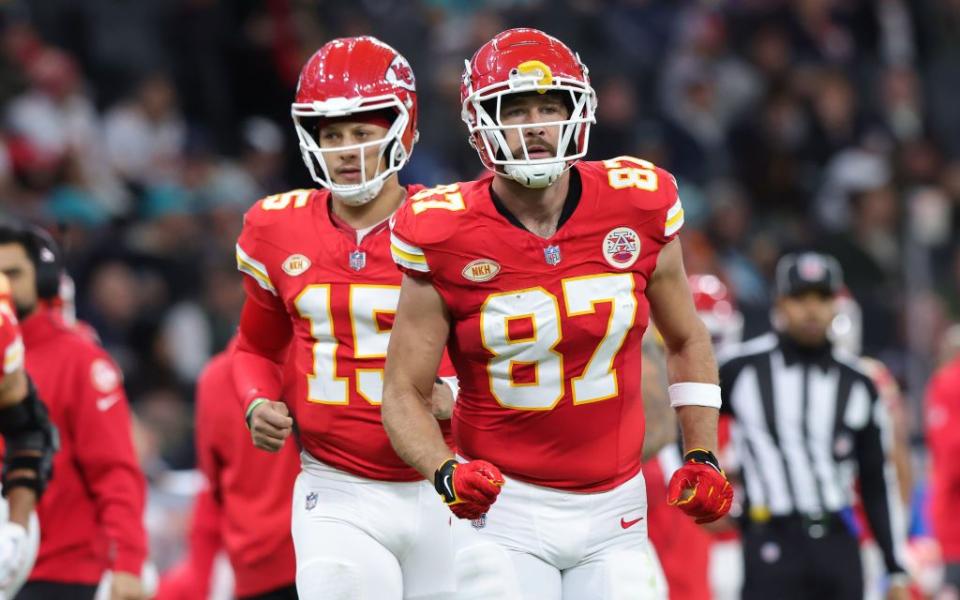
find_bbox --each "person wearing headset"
[0,222,147,600]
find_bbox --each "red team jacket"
[390,159,684,492]
[21,306,147,584]
[195,342,299,597]
[926,356,960,562]
[234,186,454,482]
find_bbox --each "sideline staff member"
[719,252,908,599]
[0,222,148,600]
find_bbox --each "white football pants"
[292,452,469,600]
[455,468,667,600]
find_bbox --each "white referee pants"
[455,469,667,600]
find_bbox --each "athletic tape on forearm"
[668,382,721,409]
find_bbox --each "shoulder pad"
[394,180,481,247]
[582,157,678,212]
[243,189,322,231]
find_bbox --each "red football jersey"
[0,290,24,380]
[236,186,453,482]
[391,158,684,491]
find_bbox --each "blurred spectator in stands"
[730,86,813,216]
[83,260,142,373]
[806,69,870,165]
[104,74,185,193]
[787,0,859,66]
[705,180,770,323]
[135,386,194,470]
[589,75,640,161]
[879,66,925,144]
[5,48,90,167]
[238,117,287,199]
[661,67,727,183]
[5,46,125,212]
[661,9,760,134]
[745,25,794,90]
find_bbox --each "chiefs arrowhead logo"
[386,55,415,92]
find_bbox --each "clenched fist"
[434,459,504,520]
[247,399,293,452]
[667,448,733,524]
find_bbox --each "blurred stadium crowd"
[2,0,960,587]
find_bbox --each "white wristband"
[668,382,721,409]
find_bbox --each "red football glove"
[667,449,733,524]
[434,459,504,520]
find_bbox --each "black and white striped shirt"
[719,333,907,574]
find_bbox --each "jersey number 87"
[480,273,637,411]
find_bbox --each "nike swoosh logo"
[443,475,454,498]
[96,392,122,412]
[620,516,644,529]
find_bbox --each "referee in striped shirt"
[719,252,909,599]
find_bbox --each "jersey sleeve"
[236,206,280,301]
[652,167,684,244]
[234,282,292,411]
[389,204,432,279]
[234,202,293,410]
[390,182,472,280]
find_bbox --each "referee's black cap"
[775,252,843,297]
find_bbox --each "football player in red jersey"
[233,37,464,599]
[383,28,733,599]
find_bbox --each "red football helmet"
[461,28,596,188]
[292,36,418,205]
[688,274,743,350]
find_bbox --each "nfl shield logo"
[305,492,318,511]
[543,245,562,266]
[471,514,486,530]
[349,250,366,271]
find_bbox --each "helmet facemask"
[463,60,596,188]
[292,95,411,206]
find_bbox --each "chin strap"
[504,161,566,188]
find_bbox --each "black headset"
[25,225,63,300]
[0,220,64,300]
